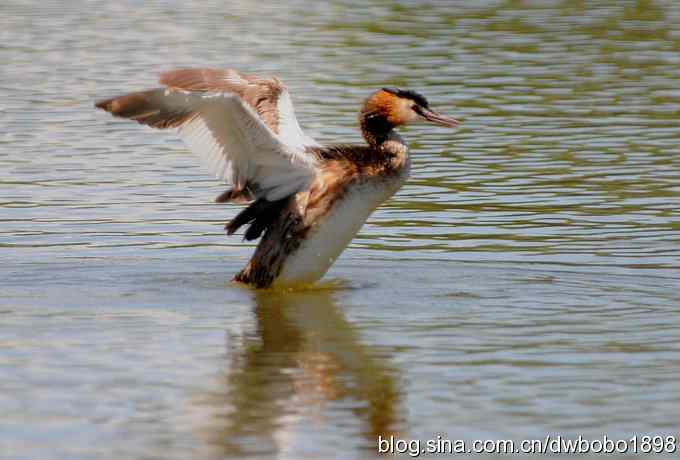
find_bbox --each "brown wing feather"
[96,68,297,205]
[157,68,296,204]
[159,68,284,134]
[94,90,195,129]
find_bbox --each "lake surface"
[2,0,679,458]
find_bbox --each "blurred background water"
[1,0,679,458]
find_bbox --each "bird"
[95,68,459,289]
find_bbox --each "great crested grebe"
[95,68,459,288]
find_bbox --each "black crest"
[382,87,430,108]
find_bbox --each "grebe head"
[360,87,459,130]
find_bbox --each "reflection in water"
[197,288,402,457]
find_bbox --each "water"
[2,0,679,458]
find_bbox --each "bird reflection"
[196,287,403,457]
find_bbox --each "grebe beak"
[417,107,460,128]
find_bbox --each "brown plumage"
[95,68,289,204]
[94,90,194,129]
[95,69,459,288]
[159,68,285,133]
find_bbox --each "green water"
[1,0,679,458]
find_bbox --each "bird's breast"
[274,168,409,287]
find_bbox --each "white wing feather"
[161,90,318,201]
[276,91,320,150]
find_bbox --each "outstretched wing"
[95,68,319,201]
